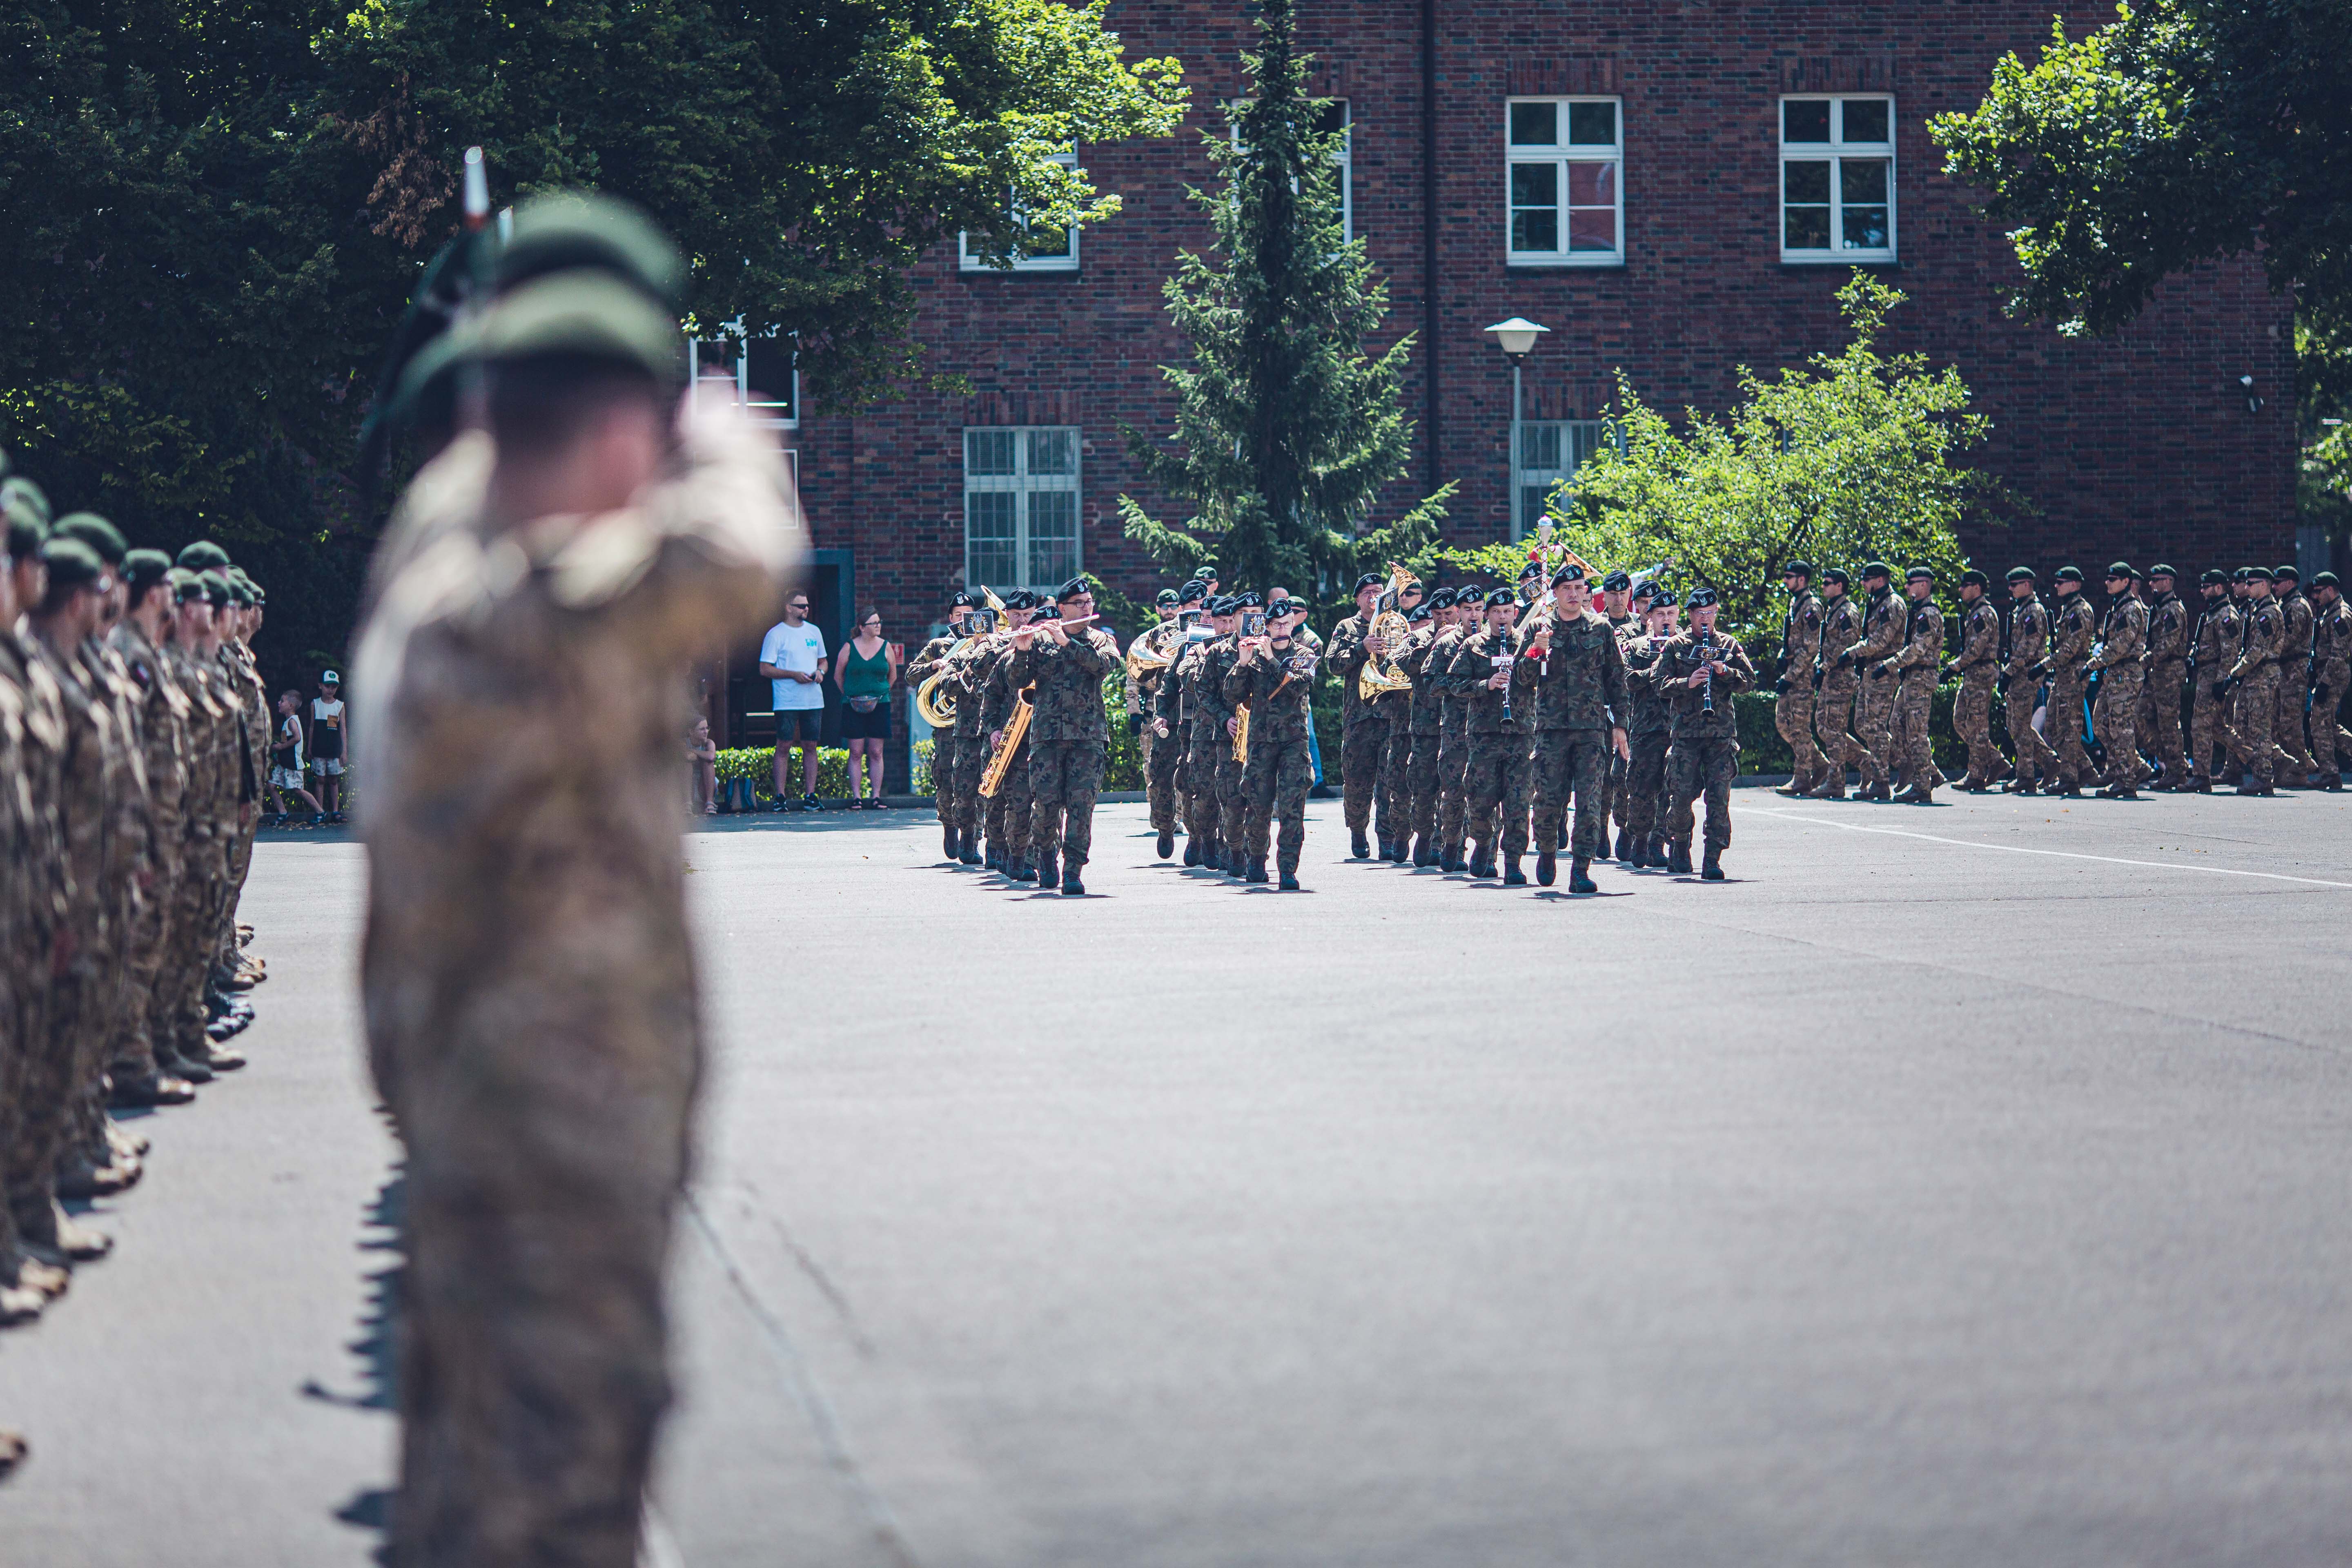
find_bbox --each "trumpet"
[914,586,1007,729]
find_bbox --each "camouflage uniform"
[2188,595,2242,786]
[67,633,150,1168]
[356,407,795,1568]
[2135,587,2189,786]
[216,638,267,975]
[2272,584,2316,778]
[1325,612,1396,848]
[1126,620,1184,838]
[1949,595,2005,786]
[2226,595,2283,788]
[2046,592,2097,788]
[1510,612,1628,862]
[2087,593,2148,787]
[1775,586,1826,791]
[1428,621,1472,864]
[1442,624,1531,866]
[1652,630,1757,854]
[2310,595,2352,782]
[902,627,962,829]
[1849,584,1907,788]
[1224,642,1316,877]
[0,634,70,1289]
[1167,632,1234,862]
[1810,591,1865,795]
[1618,626,1674,846]
[2004,593,2058,789]
[165,640,234,1069]
[1600,612,1638,829]
[1006,623,1120,879]
[1881,594,1944,794]
[940,635,994,849]
[1399,625,1445,858]
[1213,638,1252,864]
[977,641,1034,869]
[110,619,191,1089]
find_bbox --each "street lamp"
[1485,318,1550,538]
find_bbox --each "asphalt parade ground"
[8,787,2352,1566]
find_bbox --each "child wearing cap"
[310,670,347,821]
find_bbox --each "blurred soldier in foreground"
[355,222,799,1564]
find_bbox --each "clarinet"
[1698,627,1715,714]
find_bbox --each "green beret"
[1860,561,1892,580]
[2104,561,2133,579]
[2275,564,2300,582]
[2054,566,2084,583]
[177,540,233,571]
[2006,566,2036,583]
[198,568,233,608]
[167,567,204,604]
[2244,565,2274,582]
[497,190,686,311]
[122,548,174,596]
[1782,560,1815,578]
[1906,566,1935,583]
[53,512,127,565]
[1959,568,1989,587]
[2201,568,2229,586]
[227,575,256,607]
[2313,572,2340,589]
[2149,564,2177,579]
[479,271,682,382]
[2,474,53,526]
[40,536,107,590]
[3,477,50,558]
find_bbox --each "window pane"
[1316,101,1350,137]
[1018,218,1073,261]
[1566,160,1615,205]
[1567,100,1616,146]
[1508,101,1557,147]
[1841,204,1890,251]
[1027,427,1077,476]
[1027,491,1079,584]
[1521,423,1561,469]
[1840,158,1888,204]
[1784,203,1831,250]
[1522,486,1557,526]
[1510,162,1559,207]
[1510,160,1560,252]
[967,492,1019,587]
[1512,207,1560,254]
[966,430,1017,475]
[743,338,793,412]
[1784,160,1831,204]
[1568,206,1618,252]
[1784,100,1830,143]
[1840,98,1890,143]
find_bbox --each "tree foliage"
[1446,275,2005,641]
[1116,0,1450,602]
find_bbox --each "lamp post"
[1484,317,1550,539]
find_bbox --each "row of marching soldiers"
[1,459,270,1384]
[1120,561,1753,893]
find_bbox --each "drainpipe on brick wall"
[1421,0,1441,499]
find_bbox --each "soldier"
[1167,594,1236,870]
[1650,587,1756,880]
[355,259,798,1568]
[1398,598,1445,866]
[1772,561,1826,797]
[2042,566,2098,795]
[1947,569,2006,789]
[1149,584,1209,865]
[2222,566,2283,794]
[902,590,973,860]
[1325,572,1395,860]
[160,569,243,1082]
[2271,564,2316,783]
[1596,569,1637,841]
[2086,563,2149,797]
[2136,565,2191,789]
[1426,588,1476,872]
[1619,592,1678,863]
[1881,566,1945,803]
[107,548,197,1107]
[2308,572,2351,790]
[1126,588,1185,858]
[1223,597,1317,888]
[1997,568,2055,793]
[1844,562,1907,800]
[1213,591,1261,875]
[1511,564,1630,893]
[1807,568,1864,799]
[978,592,1039,878]
[2183,568,2238,791]
[1374,575,1425,861]
[1005,578,1120,895]
[1444,588,1532,883]
[939,595,998,866]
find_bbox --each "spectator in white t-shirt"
[758,591,828,809]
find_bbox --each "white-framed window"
[1513,420,1617,540]
[1505,98,1624,266]
[1779,96,1895,262]
[960,147,1080,273]
[964,426,1082,589]
[687,325,797,427]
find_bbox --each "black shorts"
[839,701,891,741]
[776,708,824,744]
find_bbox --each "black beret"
[1958,568,1989,587]
[1235,590,1263,608]
[2053,566,2084,583]
[2104,561,2134,579]
[1517,561,1544,582]
[1485,588,1517,607]
[1267,597,1301,617]
[53,512,127,565]
[1208,595,1236,615]
[1405,602,1433,624]
[2275,564,2300,582]
[1907,566,1936,583]
[1550,562,1586,588]
[1600,569,1633,591]
[1861,561,1893,579]
[1822,567,1850,586]
[1353,572,1384,593]
[2201,568,2229,586]
[1685,586,1719,609]
[1783,560,1815,578]
[1629,579,1659,601]
[2148,564,2177,579]
[2006,566,2037,583]
[950,591,976,609]
[1180,581,1209,604]
[122,548,174,596]
[177,540,233,571]
[40,537,106,589]
[1059,577,1091,600]
[2244,565,2275,581]
[1431,587,1461,608]
[1155,588,1180,606]
[2312,572,2340,589]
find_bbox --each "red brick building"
[715,0,2299,769]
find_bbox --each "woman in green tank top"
[831,607,900,806]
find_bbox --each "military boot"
[942,825,960,860]
[1184,835,1202,866]
[0,1277,43,1326]
[2180,775,2211,793]
[1861,780,1892,802]
[1773,776,1808,797]
[1157,829,1175,860]
[7,1247,71,1302]
[1895,782,1935,804]
[960,837,983,865]
[985,845,1005,873]
[1535,851,1557,886]
[157,1046,213,1085]
[1011,856,1036,882]
[1412,835,1435,868]
[1246,860,1269,884]
[1668,840,1694,875]
[1568,856,1597,894]
[1502,855,1528,887]
[1702,847,1726,881]
[183,1036,246,1072]
[1033,851,1057,887]
[108,1070,196,1109]
[1061,859,1085,896]
[1350,830,1371,860]
[1805,774,1846,800]
[1389,836,1411,865]
[1278,868,1300,891]
[17,1200,111,1264]
[2096,779,2137,799]
[1468,843,1494,879]
[2005,777,2038,795]
[55,1149,138,1202]
[2322,772,2345,792]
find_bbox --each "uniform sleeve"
[1328,619,1369,677]
[1855,601,1907,662]
[1220,653,1259,709]
[1891,608,1941,671]
[1601,631,1629,716]
[1722,640,1757,693]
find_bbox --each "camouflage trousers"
[1339,715,1389,837]
[2009,678,2058,786]
[2276,668,2316,774]
[2312,660,2352,777]
[1603,744,1631,829]
[1379,710,1414,842]
[1624,731,1670,841]
[1893,674,1937,786]
[2189,669,2233,782]
[1952,673,2003,782]
[2048,673,2092,785]
[1462,732,1533,860]
[1145,718,1184,835]
[0,963,30,1269]
[982,735,1032,861]
[938,729,982,833]
[1241,734,1311,874]
[1853,670,1898,785]
[1027,739,1105,871]
[2093,669,2146,784]
[1665,735,1739,852]
[1434,726,1470,853]
[114,843,181,1080]
[2136,664,2187,784]
[2229,670,2278,784]
[162,828,224,1062]
[1776,688,1825,788]
[7,955,94,1239]
[389,971,698,1568]
[1403,728,1441,845]
[1186,720,1225,848]
[216,820,257,972]
[1813,671,1862,784]
[1216,737,1249,853]
[1530,729,1613,860]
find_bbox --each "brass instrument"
[1126,626,1176,686]
[1230,701,1250,763]
[914,587,1006,729]
[978,687,1033,797]
[1356,563,1418,702]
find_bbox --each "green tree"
[1116,0,1451,601]
[1446,275,2004,641]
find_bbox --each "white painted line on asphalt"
[1746,808,2352,890]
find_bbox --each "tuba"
[1356,563,1418,702]
[915,586,1006,729]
